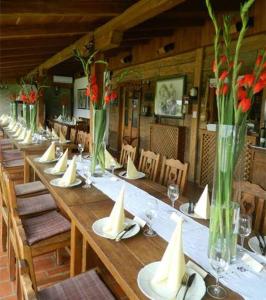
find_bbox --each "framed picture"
[154,76,185,118]
[77,88,89,109]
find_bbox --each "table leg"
[70,221,82,277]
[24,158,30,183]
[82,238,96,272]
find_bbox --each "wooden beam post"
[188,48,203,182]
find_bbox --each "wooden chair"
[18,259,115,300]
[4,173,70,291]
[61,125,68,138]
[119,143,136,166]
[70,128,77,144]
[76,130,86,145]
[159,157,189,194]
[54,123,60,135]
[138,149,160,181]
[234,181,266,234]
[84,132,91,154]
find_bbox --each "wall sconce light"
[189,87,198,100]
[157,42,175,55]
[120,54,133,64]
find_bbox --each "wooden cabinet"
[250,147,266,190]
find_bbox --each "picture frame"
[154,76,186,118]
[77,88,89,109]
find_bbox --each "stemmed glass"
[167,184,180,212]
[239,214,252,255]
[143,198,158,237]
[78,143,84,162]
[110,158,117,181]
[82,168,93,189]
[208,239,230,299]
[55,146,63,159]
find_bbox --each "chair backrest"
[84,133,91,153]
[76,130,86,145]
[61,125,68,138]
[54,123,60,135]
[234,181,266,234]
[119,143,136,166]
[70,128,77,144]
[138,149,160,181]
[19,259,37,300]
[159,157,189,193]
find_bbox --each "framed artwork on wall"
[154,76,185,118]
[77,88,89,109]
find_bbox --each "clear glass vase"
[22,104,30,129]
[90,109,106,176]
[10,102,18,120]
[208,124,245,263]
[29,104,37,133]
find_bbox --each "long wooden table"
[24,154,242,300]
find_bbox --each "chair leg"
[1,217,7,252]
[8,240,16,281]
[24,250,37,292]
[16,260,22,300]
[56,248,65,265]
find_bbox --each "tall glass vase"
[91,108,106,176]
[10,102,18,120]
[208,125,244,263]
[22,104,30,129]
[29,104,37,133]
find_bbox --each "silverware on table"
[182,273,196,300]
[259,234,266,255]
[256,234,265,255]
[188,201,194,214]
[115,224,136,242]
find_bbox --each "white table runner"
[77,161,266,300]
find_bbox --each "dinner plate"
[105,164,123,171]
[137,262,206,300]
[92,217,140,240]
[34,157,59,164]
[50,178,82,188]
[118,171,146,180]
[44,167,65,176]
[179,203,206,219]
[58,140,71,144]
[248,236,266,256]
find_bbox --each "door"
[121,86,141,148]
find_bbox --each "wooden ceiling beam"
[0,62,40,69]
[0,51,58,59]
[0,57,48,66]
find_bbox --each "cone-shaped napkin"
[22,130,32,144]
[13,126,22,138]
[17,127,27,140]
[39,142,56,162]
[126,156,139,179]
[151,217,186,299]
[46,126,51,134]
[52,149,68,173]
[105,149,121,169]
[194,185,210,219]
[59,130,66,143]
[52,128,59,139]
[59,155,77,186]
[7,120,14,130]
[103,186,125,237]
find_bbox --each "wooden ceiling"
[0,0,242,80]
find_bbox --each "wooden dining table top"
[24,154,243,300]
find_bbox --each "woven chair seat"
[15,181,47,197]
[22,211,70,245]
[3,159,24,168]
[38,270,115,300]
[2,149,23,161]
[17,193,57,216]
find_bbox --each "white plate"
[137,262,206,300]
[34,157,59,164]
[58,140,71,144]
[179,203,206,220]
[105,164,123,171]
[92,217,140,240]
[248,236,266,255]
[118,171,146,180]
[50,178,82,188]
[44,167,65,176]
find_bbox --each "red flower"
[110,91,118,101]
[260,71,266,82]
[256,55,263,66]
[229,61,234,68]
[221,84,229,96]
[238,74,255,87]
[238,98,251,113]
[29,90,37,104]
[237,87,247,100]
[104,93,111,104]
[212,60,217,73]
[253,80,266,94]
[219,70,229,81]
[85,86,90,97]
[91,84,98,103]
[90,75,97,85]
[220,55,227,64]
[21,93,28,103]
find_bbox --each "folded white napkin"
[59,130,66,143]
[22,130,32,144]
[194,185,210,219]
[46,126,51,134]
[52,128,59,139]
[127,156,139,179]
[52,149,68,173]
[7,120,14,130]
[39,142,56,162]
[103,186,125,237]
[151,216,186,299]
[13,126,22,138]
[12,123,19,133]
[105,149,121,169]
[241,253,264,273]
[59,155,77,186]
[17,128,27,140]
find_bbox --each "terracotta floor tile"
[0,282,13,297]
[1,295,17,300]
[0,267,9,281]
[0,256,8,268]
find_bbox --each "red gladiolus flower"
[21,93,28,103]
[104,93,111,104]
[253,80,266,94]
[238,98,251,113]
[90,75,97,85]
[256,55,263,66]
[212,60,217,73]
[85,86,90,97]
[29,90,37,104]
[110,91,118,101]
[91,84,98,103]
[220,55,227,64]
[221,84,229,96]
[219,70,229,81]
[229,61,234,68]
[260,71,266,82]
[238,74,255,87]
[237,87,247,100]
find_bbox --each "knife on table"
[256,234,265,255]
[182,273,196,300]
[259,234,266,255]
[115,224,136,242]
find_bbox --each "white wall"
[73,77,90,119]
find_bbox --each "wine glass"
[82,168,92,189]
[239,214,252,254]
[208,239,230,299]
[143,198,158,237]
[167,184,180,212]
[78,143,84,161]
[109,158,117,180]
[55,146,63,159]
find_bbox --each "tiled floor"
[0,218,70,299]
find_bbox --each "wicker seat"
[15,181,47,197]
[1,149,23,161]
